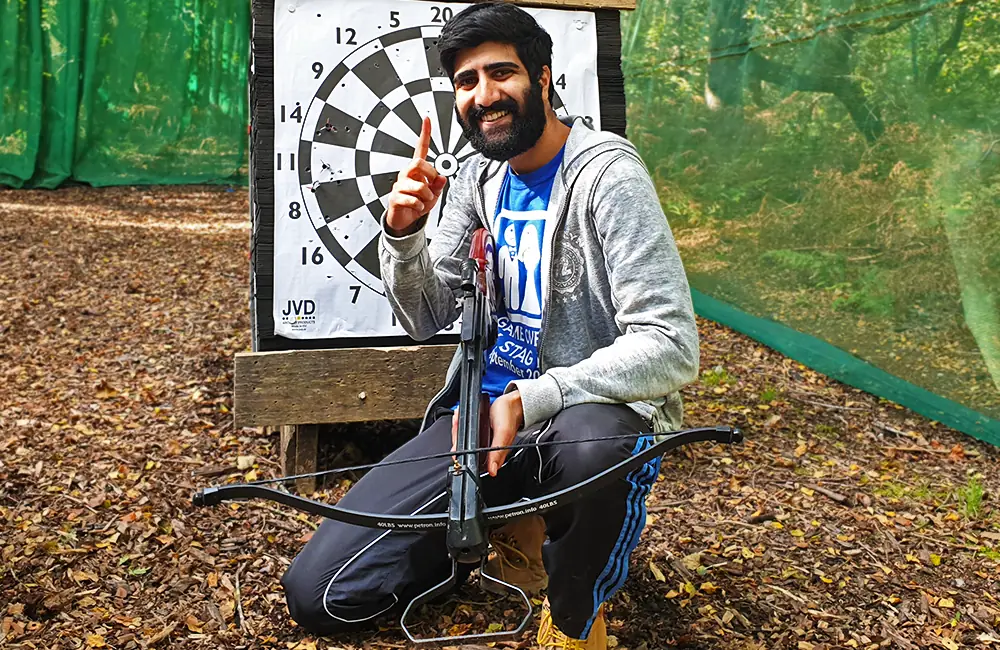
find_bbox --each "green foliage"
[874,479,949,503]
[760,386,779,403]
[874,481,908,500]
[702,365,735,387]
[832,270,896,317]
[958,475,985,519]
[623,0,1000,422]
[761,250,847,288]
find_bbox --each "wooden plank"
[234,346,455,427]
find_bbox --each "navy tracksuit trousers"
[280,403,661,640]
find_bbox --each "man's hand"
[385,116,447,236]
[450,391,525,477]
[487,391,524,476]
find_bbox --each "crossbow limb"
[192,229,744,643]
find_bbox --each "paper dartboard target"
[295,25,569,296]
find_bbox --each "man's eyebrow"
[453,61,521,82]
[484,61,520,72]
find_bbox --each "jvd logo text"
[282,300,316,316]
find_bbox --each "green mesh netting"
[622,0,1000,444]
[0,0,249,188]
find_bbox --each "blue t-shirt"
[479,147,565,401]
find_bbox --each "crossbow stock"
[193,229,743,644]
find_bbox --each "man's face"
[452,42,548,161]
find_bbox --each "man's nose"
[474,77,502,108]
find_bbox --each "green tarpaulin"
[0,0,248,188]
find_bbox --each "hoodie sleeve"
[507,151,700,427]
[378,158,482,341]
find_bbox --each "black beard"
[456,81,547,161]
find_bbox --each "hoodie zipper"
[535,181,574,375]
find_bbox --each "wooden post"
[279,424,320,494]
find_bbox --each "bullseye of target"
[295,24,568,296]
[434,152,459,177]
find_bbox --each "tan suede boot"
[481,515,549,594]
[536,597,607,649]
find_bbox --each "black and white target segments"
[297,25,567,295]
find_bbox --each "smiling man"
[280,3,699,648]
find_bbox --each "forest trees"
[702,0,981,143]
[621,0,1000,415]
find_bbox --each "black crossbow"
[192,228,743,644]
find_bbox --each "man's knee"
[548,404,650,481]
[282,555,398,635]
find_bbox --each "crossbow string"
[231,428,736,488]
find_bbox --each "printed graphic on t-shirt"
[496,216,545,324]
[484,211,548,389]
[475,148,564,401]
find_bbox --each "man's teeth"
[482,110,509,123]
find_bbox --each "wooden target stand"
[237,0,635,493]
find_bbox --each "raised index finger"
[413,116,431,161]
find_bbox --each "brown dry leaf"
[649,560,666,582]
[95,380,118,399]
[681,552,703,571]
[85,634,107,648]
[185,614,205,633]
[938,636,960,650]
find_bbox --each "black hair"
[437,2,555,104]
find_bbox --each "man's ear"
[539,65,552,108]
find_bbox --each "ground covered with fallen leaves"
[1,186,998,650]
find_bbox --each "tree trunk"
[937,137,1000,394]
[746,29,885,143]
[923,3,970,89]
[705,0,749,109]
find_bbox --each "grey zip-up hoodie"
[378,116,699,434]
